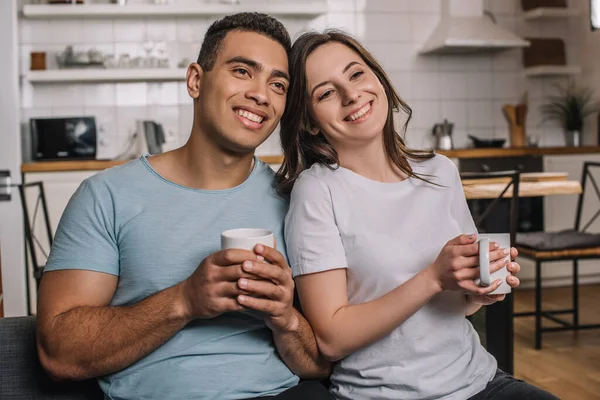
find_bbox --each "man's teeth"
[236,109,263,123]
[348,103,371,121]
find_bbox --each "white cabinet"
[517,155,600,288]
[23,170,97,314]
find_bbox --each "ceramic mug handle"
[479,238,491,286]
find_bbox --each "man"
[36,13,332,400]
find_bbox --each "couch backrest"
[0,316,104,400]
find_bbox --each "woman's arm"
[296,234,507,362]
[295,267,441,362]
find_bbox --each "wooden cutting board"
[462,172,568,185]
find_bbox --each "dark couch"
[0,316,103,400]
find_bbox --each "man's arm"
[36,270,189,381]
[237,245,332,379]
[37,249,261,381]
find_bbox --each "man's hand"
[468,247,521,305]
[236,244,298,333]
[181,249,262,320]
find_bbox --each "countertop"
[21,155,284,173]
[21,146,600,173]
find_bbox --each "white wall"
[581,0,600,143]
[3,0,593,314]
[0,0,27,317]
[17,0,579,159]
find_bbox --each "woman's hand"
[467,248,521,305]
[427,234,510,295]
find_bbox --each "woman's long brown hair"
[276,29,435,194]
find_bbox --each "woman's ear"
[309,125,320,136]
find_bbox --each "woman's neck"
[337,138,407,183]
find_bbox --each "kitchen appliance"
[468,135,506,148]
[432,119,454,150]
[419,0,529,54]
[30,117,97,161]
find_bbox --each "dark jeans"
[468,369,560,400]
[243,381,333,400]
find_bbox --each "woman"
[277,30,558,400]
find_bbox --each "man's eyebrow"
[226,56,290,82]
[271,69,290,82]
[310,61,362,97]
[225,56,262,70]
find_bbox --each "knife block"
[510,126,526,148]
[504,104,527,148]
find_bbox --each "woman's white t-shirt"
[285,155,497,400]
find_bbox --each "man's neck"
[148,131,256,191]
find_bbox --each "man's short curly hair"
[197,12,291,72]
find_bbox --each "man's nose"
[246,83,270,106]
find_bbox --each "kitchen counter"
[439,146,600,159]
[21,146,600,173]
[21,155,284,173]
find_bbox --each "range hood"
[419,0,530,55]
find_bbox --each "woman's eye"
[319,90,333,100]
[351,71,364,79]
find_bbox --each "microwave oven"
[31,116,97,161]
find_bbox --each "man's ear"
[186,63,203,99]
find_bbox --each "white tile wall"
[18,0,585,160]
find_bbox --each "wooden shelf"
[524,65,582,77]
[439,146,600,159]
[22,155,284,173]
[25,68,187,83]
[523,7,579,20]
[21,3,328,19]
[21,147,600,173]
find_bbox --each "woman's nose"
[341,87,360,106]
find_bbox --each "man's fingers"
[211,249,260,267]
[238,278,282,300]
[218,264,259,282]
[219,281,251,298]
[242,261,288,284]
[254,244,287,269]
[237,295,279,316]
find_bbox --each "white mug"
[477,233,512,295]
[221,228,274,251]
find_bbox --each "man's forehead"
[217,30,289,72]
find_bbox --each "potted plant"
[540,81,597,147]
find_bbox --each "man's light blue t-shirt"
[45,156,299,400]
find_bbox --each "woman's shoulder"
[411,153,460,185]
[291,164,336,196]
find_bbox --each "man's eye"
[235,68,249,76]
[273,82,287,92]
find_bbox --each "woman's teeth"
[236,109,264,123]
[347,103,371,121]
